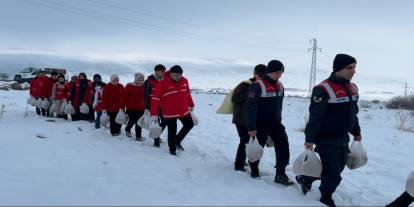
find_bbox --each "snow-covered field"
[0,90,413,206]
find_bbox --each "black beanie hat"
[93,74,102,81]
[254,64,266,76]
[154,64,166,71]
[267,60,284,73]
[333,54,357,72]
[170,65,183,74]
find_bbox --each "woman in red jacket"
[103,74,125,136]
[29,70,47,116]
[124,73,145,140]
[51,74,68,119]
[69,73,91,121]
[151,65,195,155]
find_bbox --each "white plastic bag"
[346,141,368,170]
[115,110,126,125]
[36,98,43,108]
[60,101,68,114]
[293,150,322,178]
[26,97,31,105]
[30,97,37,106]
[41,100,50,109]
[80,103,89,114]
[100,111,110,127]
[138,110,152,130]
[148,120,162,138]
[406,171,414,197]
[64,103,76,115]
[245,137,263,163]
[191,112,198,126]
[49,103,56,115]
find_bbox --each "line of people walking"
[28,64,196,156]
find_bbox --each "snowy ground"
[0,90,413,206]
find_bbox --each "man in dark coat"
[231,64,266,172]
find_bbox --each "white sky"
[0,0,413,82]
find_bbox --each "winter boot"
[274,168,294,186]
[234,162,246,172]
[169,149,176,156]
[176,143,184,151]
[296,175,312,195]
[249,161,260,178]
[136,137,145,141]
[153,138,161,148]
[126,131,132,137]
[320,194,336,207]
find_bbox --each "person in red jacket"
[64,75,78,101]
[124,73,146,140]
[29,70,47,115]
[103,74,125,136]
[92,74,106,129]
[69,73,91,121]
[41,71,59,117]
[144,64,167,147]
[51,74,68,120]
[151,65,195,155]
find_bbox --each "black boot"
[274,168,294,186]
[295,175,313,195]
[176,143,184,151]
[169,149,176,156]
[249,161,260,178]
[320,194,336,207]
[386,191,414,207]
[234,162,246,172]
[153,138,161,148]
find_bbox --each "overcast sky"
[1,0,413,81]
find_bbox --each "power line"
[17,0,307,53]
[86,0,305,45]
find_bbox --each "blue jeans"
[95,111,102,129]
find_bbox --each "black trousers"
[235,124,249,168]
[108,111,122,135]
[387,191,414,207]
[88,104,95,121]
[157,109,167,138]
[72,107,89,121]
[125,110,144,138]
[317,145,348,197]
[164,114,194,152]
[250,121,290,170]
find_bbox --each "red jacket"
[64,82,73,101]
[41,77,57,99]
[103,83,125,113]
[124,83,145,111]
[29,76,46,98]
[151,72,194,119]
[69,79,92,109]
[52,82,67,100]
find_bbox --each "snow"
[0,90,413,206]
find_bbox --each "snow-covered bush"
[396,110,414,133]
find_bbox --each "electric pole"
[308,38,321,96]
[404,82,408,97]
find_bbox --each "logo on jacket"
[313,96,323,103]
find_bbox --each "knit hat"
[110,74,119,81]
[134,72,144,81]
[254,64,266,76]
[154,64,166,71]
[267,60,284,73]
[170,65,183,74]
[333,54,357,72]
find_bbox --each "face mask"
[59,80,65,84]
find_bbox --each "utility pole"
[308,38,321,96]
[404,82,408,97]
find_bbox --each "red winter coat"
[103,83,125,113]
[124,83,145,111]
[41,77,57,99]
[64,82,73,101]
[151,72,194,119]
[52,82,67,100]
[69,79,92,109]
[29,76,46,98]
